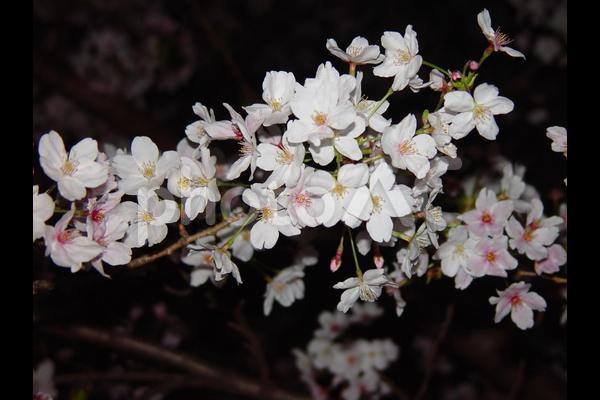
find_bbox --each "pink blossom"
[460,188,513,237]
[467,236,517,277]
[489,282,546,330]
[534,244,566,275]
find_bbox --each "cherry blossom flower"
[33,185,54,242]
[310,114,366,165]
[352,72,391,133]
[121,187,179,248]
[429,69,450,92]
[167,148,220,220]
[242,184,300,249]
[373,27,423,91]
[187,243,243,284]
[244,71,296,126]
[278,166,334,228]
[478,9,526,59]
[505,198,562,260]
[87,214,132,277]
[381,114,437,178]
[287,62,356,151]
[460,188,513,237]
[333,269,397,313]
[534,244,567,275]
[38,130,109,201]
[435,225,477,280]
[44,206,103,272]
[428,111,458,157]
[326,36,384,65]
[256,133,305,189]
[209,104,263,181]
[467,235,518,277]
[315,310,350,339]
[489,282,546,330]
[346,162,412,242]
[84,190,124,232]
[263,265,305,316]
[444,83,514,140]
[319,163,370,228]
[185,102,216,148]
[112,136,179,195]
[546,126,567,158]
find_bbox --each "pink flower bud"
[451,71,462,81]
[373,245,384,269]
[330,254,342,272]
[468,60,479,70]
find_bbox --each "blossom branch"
[127,213,244,269]
[43,325,310,400]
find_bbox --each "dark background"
[33,0,567,399]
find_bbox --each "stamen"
[61,160,77,176]
[140,162,156,179]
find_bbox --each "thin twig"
[128,214,244,269]
[43,325,309,400]
[413,304,455,400]
[515,270,567,284]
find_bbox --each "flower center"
[397,140,416,155]
[271,281,286,294]
[523,228,534,242]
[178,176,191,190]
[239,141,254,156]
[454,244,465,256]
[510,295,522,306]
[394,49,412,65]
[332,183,347,199]
[493,29,513,50]
[259,206,274,222]
[347,45,363,57]
[371,195,383,213]
[485,250,497,263]
[139,211,154,223]
[293,192,312,207]
[313,112,328,126]
[57,229,77,244]
[359,281,377,301]
[91,209,104,223]
[61,160,77,176]
[276,145,294,165]
[270,99,282,111]
[481,212,493,224]
[140,162,156,179]
[473,104,490,121]
[232,124,244,140]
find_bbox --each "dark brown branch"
[128,213,244,268]
[413,304,455,400]
[44,325,310,400]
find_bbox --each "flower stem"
[422,60,451,78]
[367,87,394,119]
[347,228,363,278]
[223,212,256,249]
[392,231,412,242]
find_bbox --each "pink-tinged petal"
[103,242,132,266]
[131,136,159,165]
[473,83,499,104]
[522,292,547,311]
[534,227,559,246]
[487,96,514,115]
[500,46,526,59]
[205,121,237,140]
[337,287,361,313]
[492,297,512,323]
[448,112,475,139]
[367,212,393,243]
[491,200,514,222]
[333,277,360,290]
[225,155,251,180]
[444,91,474,113]
[338,163,369,188]
[335,137,362,160]
[403,154,430,179]
[505,216,524,240]
[73,162,108,188]
[475,116,499,140]
[58,176,87,201]
[147,224,168,247]
[250,220,279,249]
[69,138,99,163]
[326,38,350,62]
[475,188,497,210]
[511,304,534,330]
[412,134,437,158]
[477,9,494,37]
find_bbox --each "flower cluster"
[294,304,399,400]
[33,8,566,332]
